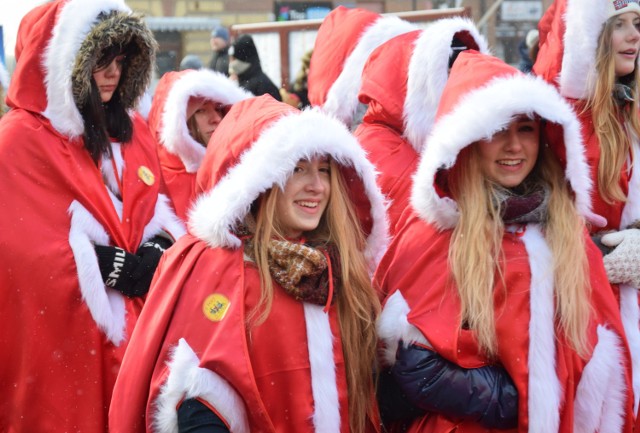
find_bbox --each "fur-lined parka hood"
[307,6,416,126]
[359,17,489,153]
[189,95,389,269]
[148,69,252,173]
[412,51,593,230]
[534,0,640,99]
[7,0,156,138]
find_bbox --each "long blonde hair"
[448,143,591,359]
[587,18,640,203]
[248,158,380,433]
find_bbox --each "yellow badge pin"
[203,294,231,322]
[138,166,155,186]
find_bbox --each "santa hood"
[307,6,416,126]
[189,95,389,269]
[359,17,489,153]
[7,0,156,138]
[412,51,593,230]
[148,69,252,173]
[534,0,640,100]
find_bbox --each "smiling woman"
[376,51,635,432]
[109,95,389,433]
[535,3,640,425]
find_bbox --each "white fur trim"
[411,74,592,230]
[404,18,489,153]
[160,70,252,172]
[377,291,431,366]
[521,225,561,432]
[153,338,249,433]
[140,194,186,245]
[323,16,416,127]
[188,107,389,269]
[559,0,608,99]
[304,304,341,432]
[573,326,627,433]
[42,0,131,137]
[68,200,127,345]
[619,285,640,413]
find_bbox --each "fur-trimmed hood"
[307,6,416,127]
[148,69,252,173]
[189,95,389,270]
[534,0,640,99]
[359,17,489,153]
[7,0,156,138]
[412,51,593,230]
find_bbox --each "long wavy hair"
[447,138,592,359]
[586,18,640,203]
[247,158,380,433]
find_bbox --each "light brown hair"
[587,18,640,203]
[248,158,380,433]
[448,139,591,358]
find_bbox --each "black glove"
[129,235,173,296]
[94,245,141,296]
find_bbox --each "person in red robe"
[0,0,184,431]
[355,18,489,236]
[376,51,634,432]
[109,95,389,433]
[534,0,640,420]
[148,68,251,222]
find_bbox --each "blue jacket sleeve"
[177,398,231,433]
[391,343,518,429]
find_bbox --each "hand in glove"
[94,245,142,297]
[601,228,640,287]
[130,235,173,296]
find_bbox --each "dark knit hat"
[229,34,260,64]
[211,26,229,42]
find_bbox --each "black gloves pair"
[94,235,173,297]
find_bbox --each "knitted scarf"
[244,236,340,308]
[495,179,550,225]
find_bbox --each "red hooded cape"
[307,6,415,127]
[148,69,251,222]
[355,18,488,235]
[376,51,634,432]
[0,1,183,431]
[109,96,389,433]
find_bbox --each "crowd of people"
[1,0,640,432]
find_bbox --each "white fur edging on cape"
[403,17,489,154]
[43,0,131,138]
[153,338,250,433]
[160,70,252,173]
[411,73,592,230]
[323,15,416,127]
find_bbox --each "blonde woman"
[377,51,634,432]
[534,0,640,422]
[109,95,388,433]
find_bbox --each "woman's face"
[92,55,125,103]
[476,116,540,188]
[275,156,331,239]
[187,98,226,145]
[611,12,640,77]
